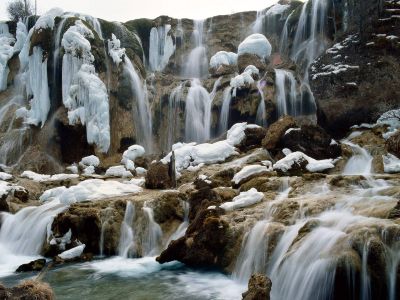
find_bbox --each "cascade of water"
[291,0,330,76]
[166,83,184,151]
[255,80,267,127]
[149,25,175,72]
[182,20,208,78]
[118,202,136,258]
[124,59,153,152]
[360,240,372,300]
[167,200,190,245]
[279,11,293,55]
[184,79,212,143]
[252,4,289,35]
[342,141,373,176]
[142,205,163,257]
[52,16,68,98]
[218,87,233,135]
[274,69,298,118]
[0,201,66,254]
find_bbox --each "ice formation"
[149,25,175,71]
[209,51,238,69]
[108,33,126,66]
[238,34,272,59]
[62,20,110,152]
[232,165,272,185]
[273,151,335,173]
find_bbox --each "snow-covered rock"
[220,188,264,211]
[383,154,400,173]
[209,51,237,69]
[58,244,86,260]
[122,145,145,164]
[230,65,259,90]
[238,34,272,59]
[21,171,78,182]
[39,179,142,204]
[105,165,133,178]
[80,155,100,167]
[273,151,335,174]
[232,165,272,185]
[0,172,12,181]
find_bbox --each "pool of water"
[1,257,246,300]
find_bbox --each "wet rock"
[188,186,222,221]
[16,259,46,273]
[242,273,272,300]
[237,53,267,74]
[0,194,9,212]
[388,200,400,219]
[145,162,173,189]
[387,131,400,158]
[152,191,186,224]
[237,127,268,152]
[0,280,55,300]
[210,168,236,188]
[239,177,280,193]
[262,116,297,151]
[210,64,237,77]
[212,187,239,202]
[281,124,341,159]
[13,186,29,202]
[156,209,230,269]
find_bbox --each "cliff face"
[0,0,398,170]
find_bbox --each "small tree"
[7,0,33,21]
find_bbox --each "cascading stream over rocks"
[0,0,399,298]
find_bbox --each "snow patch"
[58,244,85,260]
[220,188,264,211]
[273,151,335,173]
[238,34,272,59]
[232,165,271,185]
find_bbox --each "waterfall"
[142,205,163,257]
[184,79,212,143]
[252,4,290,35]
[342,141,373,176]
[118,202,136,258]
[0,200,67,276]
[166,83,184,151]
[218,86,233,134]
[274,69,298,118]
[124,59,153,152]
[52,16,68,97]
[182,20,208,79]
[166,200,190,245]
[149,25,175,72]
[255,80,267,127]
[291,0,330,75]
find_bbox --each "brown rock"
[262,116,296,150]
[156,209,230,268]
[13,186,29,202]
[238,53,267,74]
[237,127,268,152]
[386,131,400,157]
[145,162,173,189]
[281,124,341,159]
[16,259,46,273]
[242,273,272,300]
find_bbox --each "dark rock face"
[387,131,400,157]
[156,209,230,269]
[51,206,101,254]
[281,124,341,159]
[262,116,296,150]
[311,0,400,138]
[16,259,46,273]
[237,127,267,152]
[242,273,272,300]
[0,280,55,300]
[145,162,173,189]
[0,194,9,212]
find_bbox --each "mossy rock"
[29,27,52,57]
[124,18,153,61]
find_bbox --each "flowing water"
[274,69,298,118]
[255,80,267,127]
[218,86,233,135]
[124,59,153,152]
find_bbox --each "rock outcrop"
[242,274,272,300]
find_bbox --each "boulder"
[281,124,341,159]
[242,273,272,300]
[238,53,267,74]
[0,280,55,300]
[262,116,296,150]
[13,186,29,202]
[16,259,46,273]
[237,126,268,152]
[156,209,230,269]
[145,162,173,189]
[0,194,9,212]
[387,131,400,158]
